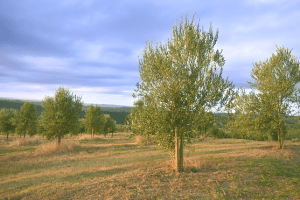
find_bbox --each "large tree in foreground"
[132,14,235,172]
[40,87,83,145]
[84,105,105,138]
[247,45,300,149]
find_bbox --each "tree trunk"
[24,132,26,138]
[58,131,61,146]
[175,127,183,173]
[112,132,113,138]
[92,128,94,138]
[278,128,283,149]
[7,131,9,141]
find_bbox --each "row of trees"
[129,13,300,172]
[0,102,38,140]
[0,88,117,144]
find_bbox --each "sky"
[0,0,299,107]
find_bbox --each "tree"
[108,116,117,137]
[197,111,216,139]
[132,14,235,172]
[248,45,300,149]
[103,114,117,137]
[79,118,86,135]
[226,88,268,141]
[0,108,16,140]
[40,87,83,145]
[14,102,38,138]
[37,115,45,137]
[83,105,105,138]
[228,45,300,148]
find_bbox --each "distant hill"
[0,97,132,125]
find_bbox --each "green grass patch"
[0,147,36,155]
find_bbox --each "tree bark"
[278,128,283,149]
[175,127,183,173]
[58,131,61,146]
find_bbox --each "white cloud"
[20,56,72,71]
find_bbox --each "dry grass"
[135,135,154,145]
[10,137,42,147]
[35,139,80,155]
[1,133,300,200]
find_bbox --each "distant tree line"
[0,88,118,144]
[0,99,131,125]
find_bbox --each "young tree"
[132,14,235,172]
[247,45,300,149]
[14,102,38,138]
[37,115,45,138]
[84,105,105,138]
[226,88,268,141]
[0,108,16,140]
[108,116,117,137]
[197,111,216,139]
[40,87,83,145]
[103,114,117,137]
[79,118,86,135]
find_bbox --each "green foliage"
[37,116,45,137]
[227,45,300,148]
[291,138,299,142]
[78,118,86,134]
[132,14,235,172]
[0,108,16,140]
[103,114,117,137]
[40,87,83,144]
[197,111,216,138]
[83,105,105,137]
[14,102,38,138]
[117,124,128,132]
[210,124,227,139]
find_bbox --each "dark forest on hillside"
[0,98,299,138]
[0,99,131,125]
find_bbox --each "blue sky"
[1,0,299,106]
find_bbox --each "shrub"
[135,135,154,145]
[211,126,227,139]
[291,138,299,142]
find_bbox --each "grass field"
[1,132,300,200]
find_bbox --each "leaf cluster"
[40,87,83,141]
[84,105,105,135]
[132,14,235,152]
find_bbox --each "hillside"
[0,97,132,125]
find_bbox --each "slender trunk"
[24,132,25,138]
[7,131,9,141]
[278,128,283,149]
[58,131,61,146]
[92,128,94,138]
[175,127,183,173]
[112,132,113,138]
